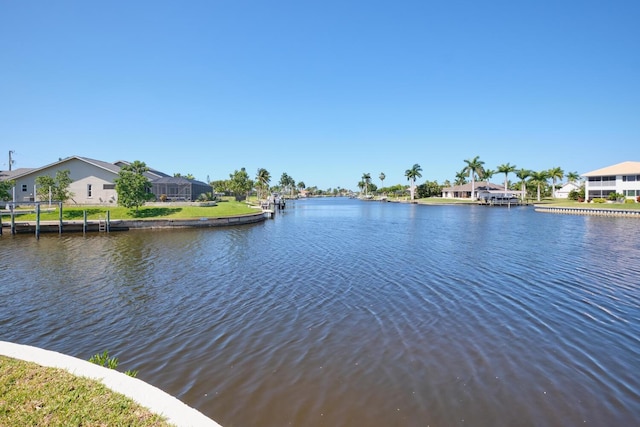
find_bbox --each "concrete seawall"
[1,212,267,234]
[0,341,222,427]
[535,206,640,217]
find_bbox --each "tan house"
[582,161,640,201]
[0,156,193,204]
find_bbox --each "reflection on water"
[1,199,639,426]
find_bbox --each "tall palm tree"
[256,168,271,199]
[405,164,423,201]
[497,163,516,194]
[515,168,531,201]
[379,172,385,190]
[362,173,371,196]
[529,170,549,202]
[463,156,484,200]
[548,167,564,198]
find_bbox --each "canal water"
[1,198,639,426]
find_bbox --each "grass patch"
[0,355,173,426]
[4,201,258,221]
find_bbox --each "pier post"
[10,203,16,235]
[0,207,2,236]
[106,210,110,232]
[83,210,87,234]
[35,203,40,239]
[59,202,63,235]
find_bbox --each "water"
[1,198,639,426]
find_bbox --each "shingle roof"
[582,161,640,177]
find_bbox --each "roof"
[152,176,210,186]
[0,167,37,180]
[582,161,640,177]
[0,156,123,180]
[0,156,172,182]
[442,182,506,192]
[114,160,171,179]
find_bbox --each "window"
[22,184,27,192]
[87,184,92,198]
[103,184,115,190]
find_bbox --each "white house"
[555,181,581,199]
[582,161,640,201]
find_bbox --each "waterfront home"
[441,182,505,200]
[0,155,212,204]
[582,161,640,201]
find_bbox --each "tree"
[210,180,229,194]
[229,168,253,201]
[297,181,306,191]
[405,163,423,201]
[417,180,442,198]
[279,173,295,197]
[529,170,549,202]
[115,161,154,212]
[256,168,271,200]
[35,169,74,203]
[482,169,495,186]
[515,169,531,201]
[362,173,371,196]
[463,156,484,200]
[0,179,14,201]
[379,172,386,193]
[548,167,564,198]
[566,171,580,183]
[497,163,516,194]
[454,170,467,185]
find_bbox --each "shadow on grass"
[63,209,104,219]
[131,207,182,218]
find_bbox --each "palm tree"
[497,163,516,195]
[463,156,484,200]
[515,169,531,201]
[548,167,564,198]
[256,168,271,200]
[529,170,549,202]
[405,164,423,201]
[567,171,580,183]
[454,170,467,186]
[362,173,371,196]
[482,168,496,187]
[379,172,386,193]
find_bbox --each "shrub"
[159,194,167,202]
[637,195,640,203]
[592,198,606,203]
[625,198,635,204]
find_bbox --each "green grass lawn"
[3,200,258,221]
[0,355,173,426]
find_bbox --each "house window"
[87,184,92,198]
[103,184,115,190]
[22,184,27,192]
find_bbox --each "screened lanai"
[151,177,212,202]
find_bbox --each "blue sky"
[1,0,639,190]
